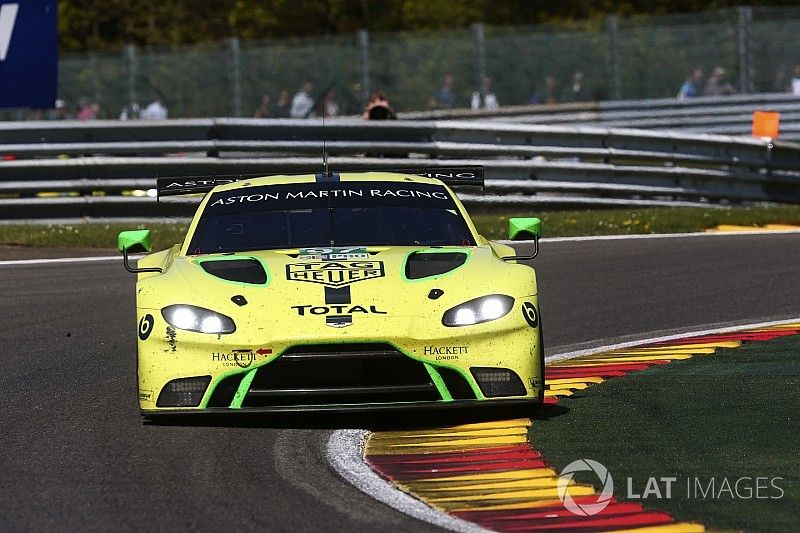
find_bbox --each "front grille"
[243,343,440,407]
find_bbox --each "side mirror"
[508,217,541,241]
[117,230,162,274]
[502,217,542,262]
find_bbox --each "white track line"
[327,430,490,533]
[0,254,144,267]
[546,316,800,363]
[504,227,800,245]
[3,229,800,267]
[329,316,800,531]
[0,255,121,266]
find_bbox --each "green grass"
[532,335,800,532]
[0,222,190,250]
[2,205,800,248]
[471,205,800,240]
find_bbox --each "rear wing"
[156,166,484,198]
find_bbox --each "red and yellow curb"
[364,323,800,532]
[706,223,800,232]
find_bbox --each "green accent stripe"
[230,368,258,409]
[424,363,453,401]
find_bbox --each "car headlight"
[442,295,514,327]
[161,305,236,334]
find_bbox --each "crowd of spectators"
[677,67,737,99]
[18,63,800,122]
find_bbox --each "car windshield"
[186,181,476,254]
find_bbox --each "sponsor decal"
[286,261,385,288]
[299,247,369,261]
[212,348,272,368]
[291,304,387,316]
[424,345,468,361]
[522,301,538,328]
[138,390,153,401]
[165,178,236,191]
[208,188,449,207]
[138,314,154,341]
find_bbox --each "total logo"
[290,304,387,316]
[557,459,614,516]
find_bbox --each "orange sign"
[752,111,780,138]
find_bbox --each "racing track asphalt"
[1,233,799,531]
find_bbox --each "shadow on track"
[143,403,570,430]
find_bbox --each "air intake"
[405,252,467,280]
[200,259,267,284]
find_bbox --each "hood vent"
[405,252,467,280]
[200,259,267,284]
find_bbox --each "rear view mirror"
[117,230,162,274]
[502,218,542,262]
[508,217,541,241]
[118,229,152,254]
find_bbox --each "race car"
[117,167,544,416]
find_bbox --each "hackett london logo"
[286,261,385,287]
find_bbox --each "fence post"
[606,15,621,100]
[124,44,137,111]
[357,29,370,106]
[737,6,753,94]
[229,37,242,117]
[472,22,487,89]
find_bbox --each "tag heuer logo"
[286,261,385,287]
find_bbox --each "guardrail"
[1,118,799,221]
[400,93,800,140]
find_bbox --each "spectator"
[564,71,589,102]
[791,65,800,96]
[363,91,397,120]
[119,102,140,120]
[470,76,499,110]
[704,67,736,96]
[428,74,456,109]
[141,95,168,120]
[543,75,558,104]
[290,82,315,118]
[76,97,96,120]
[48,99,70,120]
[253,94,271,118]
[677,68,704,100]
[273,89,291,118]
[320,89,339,118]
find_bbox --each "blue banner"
[0,0,57,109]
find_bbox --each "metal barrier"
[1,119,799,221]
[401,93,800,140]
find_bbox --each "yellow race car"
[118,167,543,416]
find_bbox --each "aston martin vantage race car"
[118,167,544,416]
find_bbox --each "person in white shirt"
[791,65,800,96]
[141,97,167,120]
[470,77,499,110]
[290,82,315,118]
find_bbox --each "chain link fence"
[20,6,800,120]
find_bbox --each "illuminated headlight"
[442,295,514,327]
[161,305,236,334]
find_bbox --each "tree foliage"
[59,0,800,51]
